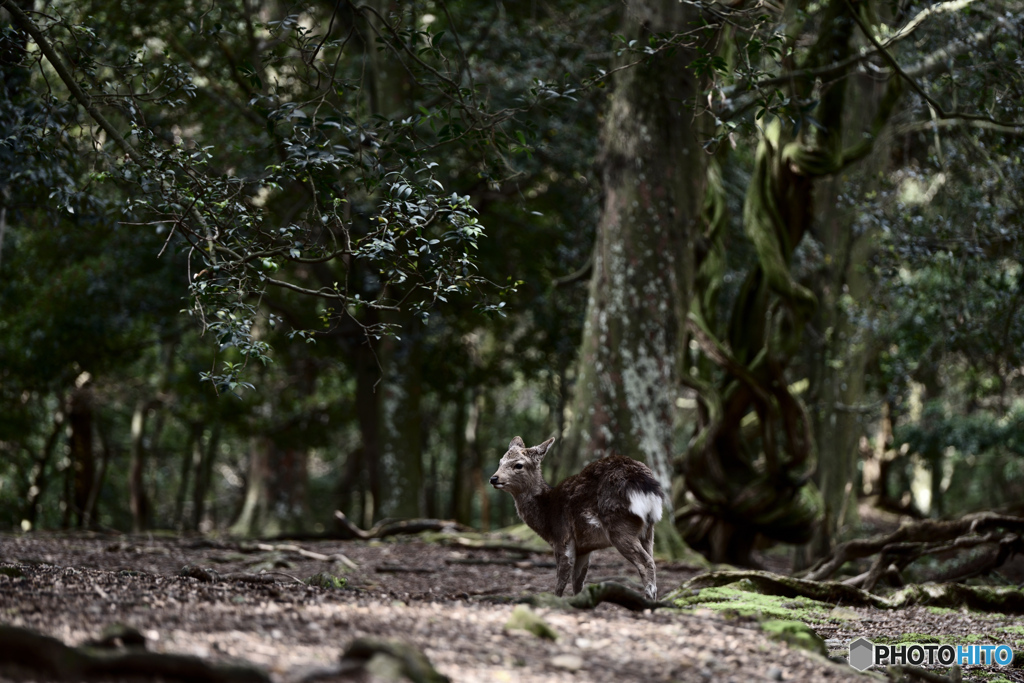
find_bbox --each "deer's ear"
[509,436,526,451]
[528,437,555,460]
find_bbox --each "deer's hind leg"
[608,518,657,601]
[572,551,591,595]
[554,541,575,597]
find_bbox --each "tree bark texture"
[799,70,895,564]
[561,0,703,495]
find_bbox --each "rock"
[504,605,558,641]
[767,665,783,680]
[550,654,584,671]
[760,620,827,657]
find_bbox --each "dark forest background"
[1,0,1022,568]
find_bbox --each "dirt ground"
[0,532,1021,682]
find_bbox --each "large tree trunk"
[798,77,892,562]
[677,0,902,565]
[561,0,703,499]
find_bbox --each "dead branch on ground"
[332,511,470,539]
[482,581,665,612]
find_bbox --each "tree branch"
[844,0,1022,129]
[0,0,142,163]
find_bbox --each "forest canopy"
[1,0,1022,569]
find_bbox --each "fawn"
[489,436,664,600]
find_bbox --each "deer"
[489,436,664,600]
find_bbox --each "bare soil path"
[0,533,1020,682]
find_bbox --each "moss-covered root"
[670,569,1024,614]
[340,638,451,683]
[0,624,270,682]
[508,582,666,612]
[668,570,889,608]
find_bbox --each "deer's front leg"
[553,541,575,597]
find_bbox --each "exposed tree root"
[676,570,1024,613]
[483,582,665,612]
[0,626,451,683]
[803,512,1024,590]
[0,624,270,682]
[678,570,891,608]
[339,637,451,683]
[332,511,470,540]
[888,664,962,683]
[565,582,665,611]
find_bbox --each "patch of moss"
[305,572,347,589]
[925,606,960,616]
[761,620,828,657]
[504,605,558,641]
[671,580,835,623]
[0,566,25,579]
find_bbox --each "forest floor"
[0,530,1022,683]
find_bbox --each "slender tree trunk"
[192,424,219,531]
[449,390,475,525]
[67,381,96,528]
[354,338,382,524]
[23,406,64,529]
[174,423,202,530]
[128,399,150,533]
[380,320,425,518]
[561,0,702,497]
[231,434,310,536]
[83,413,113,529]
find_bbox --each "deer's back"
[556,456,664,552]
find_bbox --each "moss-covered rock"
[504,605,559,641]
[305,572,346,589]
[761,620,828,657]
[342,638,450,683]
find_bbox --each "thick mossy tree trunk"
[561,0,703,501]
[797,72,894,564]
[678,0,902,565]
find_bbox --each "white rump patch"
[628,490,664,524]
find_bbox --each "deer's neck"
[512,482,556,544]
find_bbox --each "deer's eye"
[514,463,524,470]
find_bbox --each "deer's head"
[489,436,555,495]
